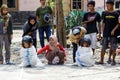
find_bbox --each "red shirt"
[37,44,66,57]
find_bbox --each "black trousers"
[72,43,78,63]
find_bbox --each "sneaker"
[26,65,32,67]
[111,62,116,66]
[73,62,78,66]
[6,61,15,65]
[95,61,104,65]
[107,60,111,64]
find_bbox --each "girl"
[0,4,13,64]
[75,38,95,67]
[22,15,38,49]
[37,35,66,65]
[20,35,43,67]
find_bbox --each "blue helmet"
[22,35,33,48]
[44,13,51,23]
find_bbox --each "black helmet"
[22,35,33,48]
[80,38,91,46]
[44,13,51,23]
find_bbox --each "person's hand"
[97,33,101,41]
[64,57,67,61]
[111,30,115,36]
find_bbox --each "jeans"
[38,25,51,47]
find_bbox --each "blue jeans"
[38,25,51,47]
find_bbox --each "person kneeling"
[37,35,66,65]
[75,38,95,67]
[19,36,44,67]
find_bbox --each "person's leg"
[100,49,106,64]
[90,33,97,55]
[57,50,64,64]
[33,38,37,49]
[46,51,55,64]
[45,25,51,42]
[38,27,44,48]
[4,34,11,64]
[72,43,78,63]
[96,37,108,64]
[110,37,117,65]
[0,35,3,64]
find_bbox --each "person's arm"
[37,45,48,55]
[111,13,119,36]
[58,44,66,57]
[111,24,119,36]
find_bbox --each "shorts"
[101,37,117,50]
[84,33,97,49]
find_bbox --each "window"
[115,1,120,9]
[72,0,81,9]
[0,0,18,10]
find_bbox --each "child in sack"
[75,38,95,67]
[19,35,44,67]
[37,35,66,65]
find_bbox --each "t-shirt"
[82,12,101,34]
[36,6,52,27]
[115,10,120,36]
[102,11,119,37]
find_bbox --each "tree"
[56,0,66,47]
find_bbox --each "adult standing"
[82,1,101,55]
[36,0,52,48]
[96,0,119,65]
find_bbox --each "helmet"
[22,35,33,48]
[72,26,81,36]
[44,13,51,23]
[80,38,91,46]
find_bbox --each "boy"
[96,0,119,65]
[82,1,101,54]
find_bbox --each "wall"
[19,0,40,11]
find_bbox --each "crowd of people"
[0,0,120,68]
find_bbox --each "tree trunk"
[56,0,66,47]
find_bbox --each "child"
[20,35,44,67]
[75,38,95,67]
[37,35,66,65]
[69,26,86,63]
[0,4,13,64]
[22,15,38,49]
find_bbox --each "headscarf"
[1,4,8,16]
[48,35,59,52]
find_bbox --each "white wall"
[19,0,40,11]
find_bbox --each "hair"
[87,1,95,7]
[0,4,8,16]
[28,15,37,26]
[106,0,114,5]
[79,38,91,47]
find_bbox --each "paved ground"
[1,30,120,80]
